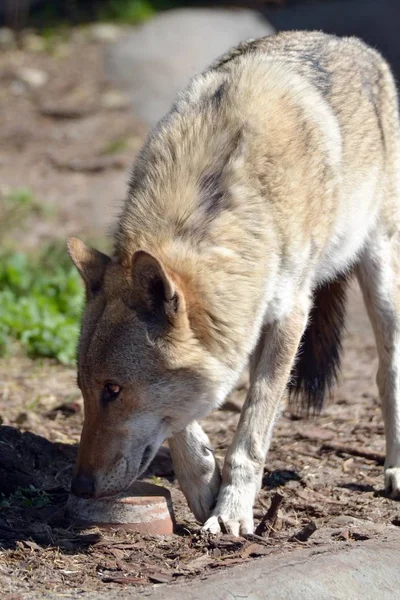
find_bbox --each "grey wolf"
[68,31,400,535]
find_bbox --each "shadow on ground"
[0,425,174,552]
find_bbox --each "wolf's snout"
[71,471,95,499]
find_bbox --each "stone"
[100,89,130,110]
[88,23,123,43]
[123,530,400,600]
[105,8,274,127]
[66,481,175,534]
[16,67,48,88]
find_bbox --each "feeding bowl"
[66,481,175,535]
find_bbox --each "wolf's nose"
[71,471,95,498]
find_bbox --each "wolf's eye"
[102,382,122,403]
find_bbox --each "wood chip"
[102,575,148,585]
[108,547,127,560]
[291,520,317,542]
[255,492,284,537]
[209,535,245,551]
[183,555,214,572]
[147,571,173,584]
[241,543,271,558]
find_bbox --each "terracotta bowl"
[66,481,175,534]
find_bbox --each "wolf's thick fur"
[68,31,400,535]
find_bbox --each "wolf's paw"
[201,484,254,536]
[202,513,254,536]
[385,466,400,499]
[182,465,221,523]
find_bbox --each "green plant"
[39,25,73,54]
[0,485,51,509]
[0,246,84,365]
[151,475,163,486]
[98,0,155,24]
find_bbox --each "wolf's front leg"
[169,421,221,523]
[203,300,310,535]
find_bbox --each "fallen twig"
[320,442,385,465]
[254,491,284,537]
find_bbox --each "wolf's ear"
[132,251,181,325]
[67,237,110,296]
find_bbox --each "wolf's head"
[67,237,230,499]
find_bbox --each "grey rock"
[105,8,274,127]
[32,529,400,599]
[16,67,48,88]
[143,530,400,600]
[88,23,123,44]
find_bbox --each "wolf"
[68,31,400,535]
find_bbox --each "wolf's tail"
[288,275,350,414]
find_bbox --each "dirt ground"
[0,30,399,599]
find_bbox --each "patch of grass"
[29,0,184,30]
[0,485,51,509]
[151,475,163,486]
[98,0,155,24]
[38,25,72,54]
[0,244,84,365]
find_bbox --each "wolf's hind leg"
[357,227,400,498]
